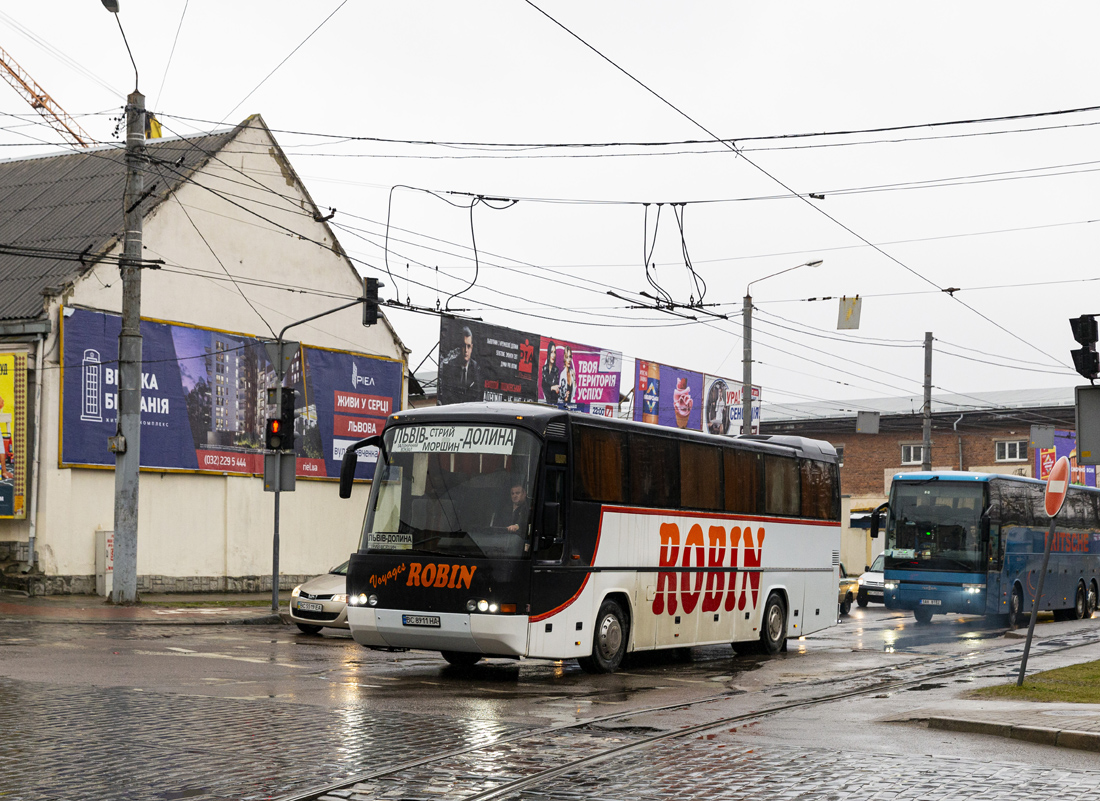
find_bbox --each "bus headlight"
[963,584,985,594]
[367,594,378,606]
[477,599,489,612]
[466,599,477,612]
[884,581,899,590]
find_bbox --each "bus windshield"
[885,481,987,573]
[361,423,541,560]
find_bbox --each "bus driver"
[495,479,529,534]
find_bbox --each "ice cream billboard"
[1037,430,1096,487]
[537,337,621,416]
[702,374,761,436]
[632,360,704,431]
[0,351,27,518]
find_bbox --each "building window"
[996,440,1027,462]
[901,444,924,465]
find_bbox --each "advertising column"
[0,352,27,518]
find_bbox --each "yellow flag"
[145,113,162,139]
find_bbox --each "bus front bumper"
[885,584,986,614]
[348,606,530,655]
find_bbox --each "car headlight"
[331,594,347,604]
[857,577,865,585]
[291,585,301,598]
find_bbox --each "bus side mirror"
[979,513,990,538]
[870,502,888,539]
[540,502,561,549]
[339,435,385,499]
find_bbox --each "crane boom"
[0,44,94,148]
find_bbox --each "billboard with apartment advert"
[60,307,402,480]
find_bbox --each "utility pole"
[111,89,145,604]
[742,294,752,437]
[922,331,932,472]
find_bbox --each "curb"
[928,717,1100,752]
[0,613,285,626]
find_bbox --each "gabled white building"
[0,116,407,594]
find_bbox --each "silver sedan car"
[288,560,349,634]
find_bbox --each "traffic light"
[363,277,382,326]
[265,389,297,451]
[1070,314,1099,381]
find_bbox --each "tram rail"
[277,624,1100,801]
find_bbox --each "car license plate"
[403,614,441,628]
[298,601,323,612]
[920,599,941,606]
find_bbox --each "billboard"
[438,318,539,405]
[536,336,621,416]
[702,374,761,437]
[0,352,27,518]
[61,307,402,480]
[632,360,704,431]
[1036,429,1097,487]
[438,319,622,416]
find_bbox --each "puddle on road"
[905,683,946,692]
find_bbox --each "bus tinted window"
[680,441,722,511]
[765,455,800,516]
[800,459,835,520]
[724,448,761,514]
[574,425,626,503]
[629,433,679,507]
[992,480,1032,528]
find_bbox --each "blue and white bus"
[872,471,1100,625]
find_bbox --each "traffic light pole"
[264,288,381,613]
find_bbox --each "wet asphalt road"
[2,605,1099,800]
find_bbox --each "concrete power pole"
[111,90,145,604]
[922,331,932,472]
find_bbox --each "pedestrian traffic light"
[363,276,382,326]
[265,389,297,451]
[1070,314,1100,381]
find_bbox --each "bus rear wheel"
[913,607,934,624]
[759,593,787,654]
[1089,581,1099,616]
[1074,583,1088,620]
[578,598,628,674]
[440,650,481,667]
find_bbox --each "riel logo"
[652,522,765,617]
[351,362,376,389]
[406,562,477,589]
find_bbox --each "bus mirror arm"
[540,502,561,550]
[338,435,386,499]
[870,502,888,539]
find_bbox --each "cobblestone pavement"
[325,726,1100,801]
[0,676,522,801]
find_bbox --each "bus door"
[529,440,571,636]
[984,512,1004,615]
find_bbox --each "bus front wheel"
[440,651,481,667]
[1009,585,1024,629]
[578,598,628,674]
[913,607,933,624]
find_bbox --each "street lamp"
[742,259,823,436]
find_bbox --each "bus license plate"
[298,601,323,612]
[403,614,441,627]
[920,599,941,606]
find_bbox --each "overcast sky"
[3,2,1098,416]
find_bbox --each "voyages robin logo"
[406,562,477,589]
[652,522,765,616]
